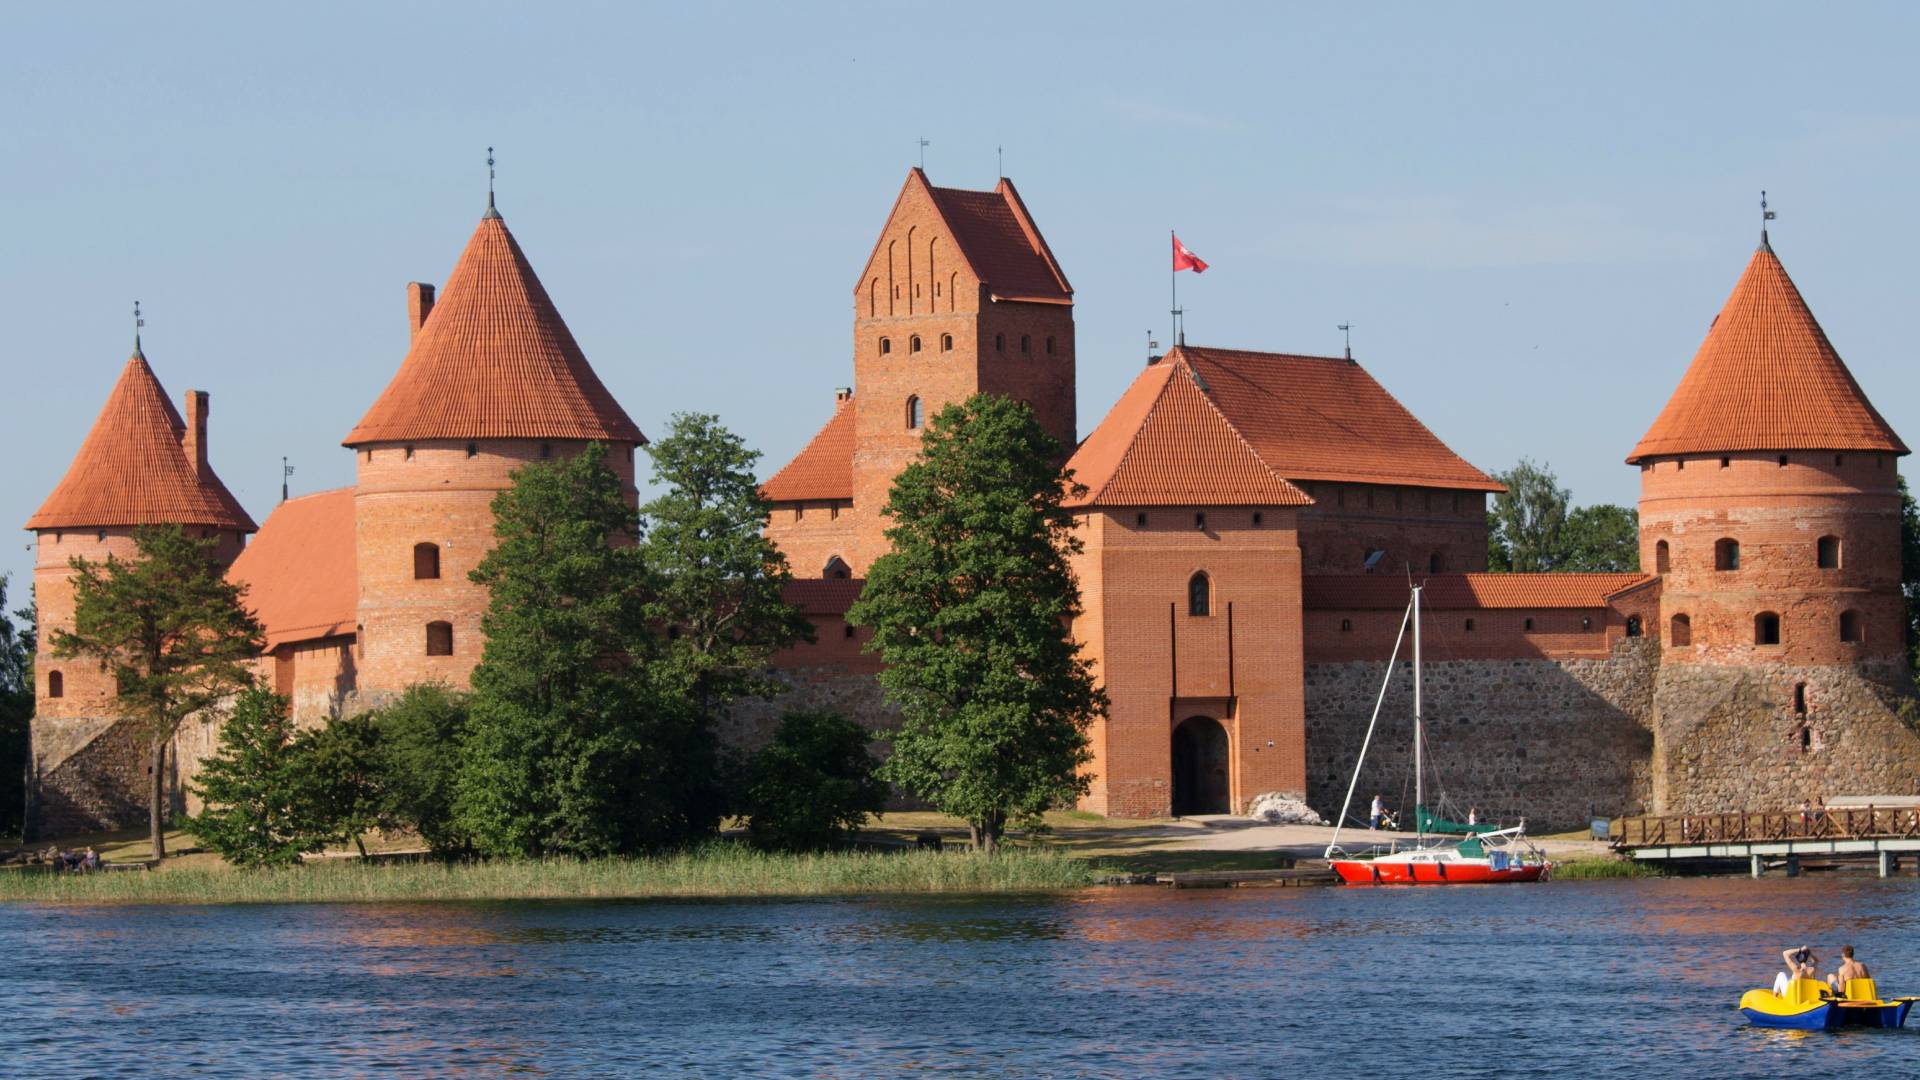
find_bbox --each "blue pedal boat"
[1740,978,1916,1030]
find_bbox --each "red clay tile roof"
[762,395,855,502]
[227,487,357,650]
[1304,573,1652,611]
[784,577,864,615]
[1171,346,1504,492]
[344,212,645,447]
[926,176,1072,303]
[27,352,256,532]
[1629,244,1907,462]
[1066,359,1311,507]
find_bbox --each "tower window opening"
[1135,512,1148,527]
[1835,454,1845,467]
[1677,459,1685,470]
[97,529,106,542]
[1524,617,1534,631]
[1046,336,1056,355]
[1670,613,1691,647]
[466,442,477,458]
[910,335,922,353]
[1755,611,1782,646]
[1720,456,1730,468]
[47,671,62,699]
[413,542,441,580]
[1194,511,1207,530]
[1714,538,1740,571]
[1839,609,1863,643]
[1778,455,1789,467]
[1817,536,1841,569]
[1252,511,1264,526]
[879,337,892,355]
[1428,551,1444,574]
[1465,618,1476,632]
[906,396,923,429]
[995,333,1005,352]
[1655,539,1670,574]
[1581,616,1593,630]
[844,623,856,639]
[405,445,415,461]
[1340,619,1353,632]
[541,442,552,459]
[1799,726,1812,751]
[426,621,454,656]
[1794,682,1808,715]
[1020,334,1031,354]
[940,334,953,352]
[1187,572,1212,617]
[1626,615,1642,638]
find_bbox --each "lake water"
[5,876,1919,1077]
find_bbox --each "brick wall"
[763,499,858,584]
[1292,481,1489,575]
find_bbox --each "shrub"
[370,684,471,855]
[291,711,387,857]
[743,710,888,852]
[189,688,318,867]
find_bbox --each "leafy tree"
[370,683,472,856]
[847,394,1104,853]
[0,577,33,841]
[291,711,387,858]
[640,412,812,717]
[188,687,315,867]
[1900,476,1920,680]
[1487,459,1569,572]
[1561,504,1641,572]
[742,710,888,852]
[455,443,718,857]
[52,525,263,860]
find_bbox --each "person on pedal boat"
[1829,945,1870,995]
[1774,946,1820,997]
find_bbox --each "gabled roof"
[1171,346,1505,491]
[227,487,357,650]
[762,395,855,502]
[858,169,1072,304]
[1304,573,1652,611]
[345,211,645,447]
[1065,358,1310,507]
[27,351,256,532]
[1629,242,1907,463]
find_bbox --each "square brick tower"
[765,169,1076,577]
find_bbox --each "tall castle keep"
[23,173,1920,838]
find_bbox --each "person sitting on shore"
[1775,946,1820,997]
[1830,945,1870,995]
[82,847,100,872]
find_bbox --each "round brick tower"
[342,201,645,696]
[24,343,255,835]
[1630,229,1918,811]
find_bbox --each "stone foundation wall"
[28,715,152,839]
[1304,638,1660,832]
[1651,659,1920,813]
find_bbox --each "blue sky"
[6,2,1919,599]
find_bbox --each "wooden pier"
[1155,865,1339,888]
[1611,807,1920,877]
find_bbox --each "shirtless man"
[1775,946,1820,997]
[1830,945,1870,995]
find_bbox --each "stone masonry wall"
[1304,637,1660,832]
[28,716,151,839]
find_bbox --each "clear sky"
[6,2,1919,599]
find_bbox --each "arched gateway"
[1171,716,1230,815]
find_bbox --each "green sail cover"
[1417,806,1499,835]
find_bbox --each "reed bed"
[1552,855,1663,880]
[0,844,1095,905]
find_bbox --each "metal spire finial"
[1760,189,1776,251]
[1339,322,1353,362]
[484,146,500,218]
[918,137,930,170]
[133,300,144,355]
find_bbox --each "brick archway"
[1172,715,1230,815]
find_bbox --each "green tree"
[52,525,264,860]
[0,578,33,841]
[455,444,717,857]
[291,711,387,858]
[188,687,316,867]
[370,683,471,856]
[1900,476,1920,679]
[1487,459,1570,572]
[847,394,1104,853]
[640,412,812,717]
[1561,504,1641,572]
[742,710,888,852]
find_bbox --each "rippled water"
[6,876,1919,1077]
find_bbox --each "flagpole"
[1169,229,1177,349]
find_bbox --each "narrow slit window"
[47,671,63,699]
[1187,572,1211,617]
[906,396,923,430]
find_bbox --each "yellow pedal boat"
[1739,977,1916,1030]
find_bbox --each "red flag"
[1172,233,1209,273]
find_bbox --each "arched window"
[1755,611,1782,646]
[1187,572,1211,617]
[823,556,851,580]
[879,337,892,355]
[413,542,441,580]
[1626,615,1642,638]
[1817,536,1841,569]
[426,621,454,656]
[46,671,62,699]
[910,335,922,353]
[1670,613,1691,647]
[1839,609,1863,643]
[940,333,953,352]
[1019,334,1031,354]
[1655,540,1670,574]
[906,396,923,429]
[1714,538,1740,571]
[1428,551,1444,574]
[868,278,878,317]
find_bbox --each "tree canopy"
[0,577,33,841]
[188,687,315,868]
[1487,459,1638,573]
[847,394,1104,852]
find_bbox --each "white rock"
[1248,792,1326,825]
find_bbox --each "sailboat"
[1323,585,1552,885]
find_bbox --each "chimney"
[834,387,853,405]
[183,390,209,480]
[407,282,436,341]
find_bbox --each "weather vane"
[488,146,496,208]
[1761,189,1776,246]
[134,300,144,351]
[1339,322,1352,361]
[918,137,930,170]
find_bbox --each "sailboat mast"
[1414,584,1423,844]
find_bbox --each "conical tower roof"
[27,350,256,532]
[344,212,644,447]
[1628,243,1906,463]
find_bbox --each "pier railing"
[1611,807,1920,849]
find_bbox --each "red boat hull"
[1328,859,1550,885]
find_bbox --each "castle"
[24,170,1920,837]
